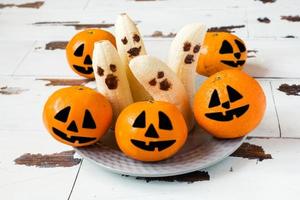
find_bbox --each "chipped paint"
[32,21,114,30]
[230,142,272,161]
[247,50,258,54]
[283,35,296,38]
[14,150,81,168]
[247,49,258,58]
[257,17,271,23]
[278,83,300,96]
[145,31,176,38]
[33,21,80,25]
[0,86,28,95]
[0,1,44,9]
[37,78,93,86]
[45,41,68,50]
[207,25,245,33]
[67,24,114,30]
[255,0,276,3]
[281,15,300,22]
[133,171,210,183]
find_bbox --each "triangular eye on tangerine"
[43,86,113,147]
[158,111,173,130]
[235,39,246,52]
[208,89,221,108]
[132,110,146,128]
[74,43,84,57]
[54,106,70,122]
[227,85,243,103]
[82,109,96,129]
[219,40,233,54]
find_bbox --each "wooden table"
[0,0,300,199]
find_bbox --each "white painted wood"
[247,7,300,38]
[271,80,300,138]
[70,138,300,200]
[0,129,80,200]
[86,0,300,11]
[244,39,300,78]
[41,0,89,10]
[14,41,76,77]
[0,40,34,76]
[0,8,247,40]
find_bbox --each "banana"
[115,13,151,101]
[168,23,207,105]
[129,55,194,131]
[92,40,133,126]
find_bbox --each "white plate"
[75,125,245,177]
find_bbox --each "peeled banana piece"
[115,13,151,101]
[129,55,194,131]
[92,40,133,125]
[168,23,207,105]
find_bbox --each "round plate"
[75,125,245,177]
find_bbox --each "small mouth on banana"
[105,74,118,90]
[184,54,194,64]
[159,78,172,91]
[127,46,141,58]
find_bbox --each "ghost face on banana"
[168,23,207,103]
[115,13,150,101]
[129,55,194,131]
[115,13,146,64]
[92,41,133,125]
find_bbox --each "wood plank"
[0,40,34,76]
[247,7,300,38]
[41,0,89,10]
[86,0,300,11]
[0,8,247,40]
[14,41,76,77]
[271,80,300,138]
[244,39,300,78]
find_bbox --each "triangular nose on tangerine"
[144,124,159,138]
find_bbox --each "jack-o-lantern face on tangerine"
[66,29,116,78]
[194,70,266,139]
[115,101,188,162]
[197,32,247,77]
[43,86,112,147]
[205,85,249,121]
